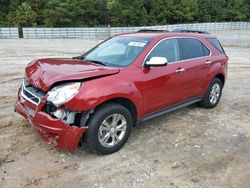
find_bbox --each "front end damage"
[14,80,91,152]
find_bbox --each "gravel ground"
[0,31,250,188]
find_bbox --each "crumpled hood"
[25,58,120,92]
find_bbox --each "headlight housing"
[47,82,81,107]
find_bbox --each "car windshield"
[81,36,152,67]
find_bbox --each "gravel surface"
[0,33,250,188]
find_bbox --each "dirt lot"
[0,32,250,188]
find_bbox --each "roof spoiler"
[173,29,210,34]
[137,29,169,33]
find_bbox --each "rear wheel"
[85,102,132,155]
[200,78,222,109]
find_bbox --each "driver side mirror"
[145,57,168,68]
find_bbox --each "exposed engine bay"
[43,102,93,127]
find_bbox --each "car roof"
[118,32,215,40]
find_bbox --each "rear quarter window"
[180,38,210,60]
[208,38,225,54]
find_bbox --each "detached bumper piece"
[14,85,87,152]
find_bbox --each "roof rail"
[173,29,210,34]
[137,29,169,33]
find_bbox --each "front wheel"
[85,102,132,155]
[200,78,223,109]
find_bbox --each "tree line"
[0,0,249,27]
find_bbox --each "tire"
[85,102,132,155]
[200,78,223,109]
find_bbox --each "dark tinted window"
[181,38,210,60]
[148,38,180,63]
[203,45,210,56]
[208,38,225,53]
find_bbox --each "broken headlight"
[47,82,81,107]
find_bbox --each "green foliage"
[171,0,199,23]
[107,0,148,26]
[7,2,36,27]
[0,0,249,27]
[148,0,174,25]
[224,0,249,21]
[0,0,11,25]
[43,0,108,26]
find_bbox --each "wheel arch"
[202,70,226,97]
[214,73,225,87]
[94,97,138,127]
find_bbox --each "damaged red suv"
[15,29,228,154]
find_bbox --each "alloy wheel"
[209,83,221,104]
[98,113,127,148]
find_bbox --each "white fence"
[22,27,110,38]
[0,27,19,39]
[0,22,249,39]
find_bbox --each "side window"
[203,45,210,56]
[208,38,225,54]
[181,38,210,60]
[148,38,180,63]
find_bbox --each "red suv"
[15,30,228,154]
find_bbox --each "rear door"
[176,38,211,99]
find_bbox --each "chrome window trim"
[142,36,212,68]
[21,81,41,105]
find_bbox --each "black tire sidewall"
[85,103,132,155]
[202,78,223,108]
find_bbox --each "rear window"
[208,38,225,54]
[180,38,210,60]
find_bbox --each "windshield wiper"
[72,56,81,59]
[84,59,107,66]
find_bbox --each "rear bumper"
[14,88,87,152]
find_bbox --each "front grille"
[21,78,46,105]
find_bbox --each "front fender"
[64,75,144,117]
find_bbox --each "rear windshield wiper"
[84,59,107,66]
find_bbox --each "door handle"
[205,60,212,64]
[176,68,185,73]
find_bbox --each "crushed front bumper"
[14,88,87,152]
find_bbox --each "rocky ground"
[0,31,250,188]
